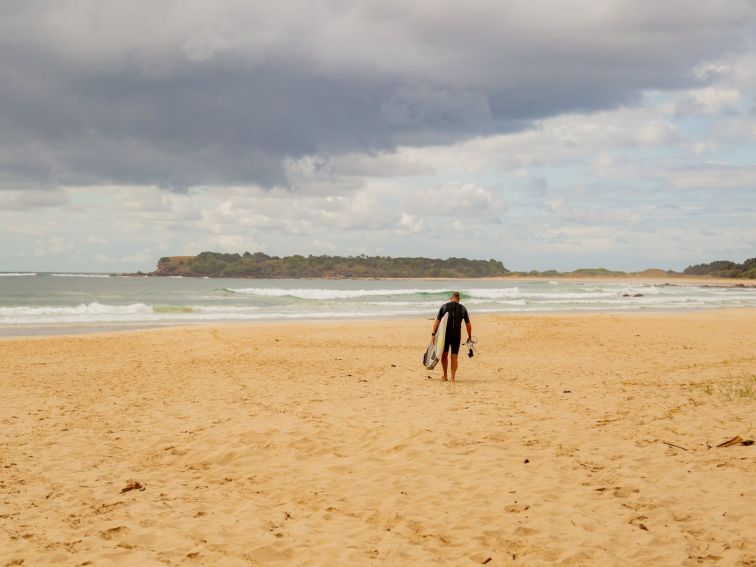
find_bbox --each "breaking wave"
[222,285,668,301]
[51,273,111,278]
[0,302,426,325]
[0,272,37,277]
[0,303,264,325]
[224,287,452,300]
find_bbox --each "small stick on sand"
[662,441,688,451]
[121,480,145,493]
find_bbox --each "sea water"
[1,272,755,336]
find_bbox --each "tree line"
[156,251,509,278]
[153,252,756,279]
[682,257,756,279]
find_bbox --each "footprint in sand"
[504,504,530,513]
[100,526,129,540]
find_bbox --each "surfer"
[431,291,472,382]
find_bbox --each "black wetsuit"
[436,301,470,354]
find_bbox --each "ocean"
[1,272,755,336]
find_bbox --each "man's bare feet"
[442,376,448,381]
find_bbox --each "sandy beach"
[2,310,755,566]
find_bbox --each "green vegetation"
[683,257,756,279]
[698,373,756,402]
[720,374,756,401]
[151,252,756,279]
[508,268,630,277]
[513,257,756,279]
[155,251,509,278]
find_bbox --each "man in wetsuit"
[430,291,472,383]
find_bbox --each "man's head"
[450,291,461,302]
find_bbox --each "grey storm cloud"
[1,0,755,190]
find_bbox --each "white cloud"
[664,164,756,189]
[395,102,687,176]
[395,213,425,235]
[408,182,504,217]
[634,119,678,145]
[94,253,115,264]
[84,236,109,245]
[2,38,755,272]
[689,141,718,156]
[121,250,155,264]
[196,234,263,253]
[34,236,72,256]
[682,87,742,114]
[0,190,70,210]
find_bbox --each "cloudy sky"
[1,0,755,272]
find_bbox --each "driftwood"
[716,436,754,448]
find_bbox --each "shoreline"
[3,307,756,342]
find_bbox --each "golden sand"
[2,310,755,566]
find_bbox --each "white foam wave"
[465,299,529,306]
[222,284,677,302]
[619,286,661,296]
[51,273,111,278]
[194,305,259,313]
[225,287,449,300]
[466,288,617,300]
[0,303,263,324]
[0,272,37,277]
[366,300,440,307]
[0,302,429,325]
[465,287,522,299]
[0,303,152,324]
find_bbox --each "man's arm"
[465,321,472,341]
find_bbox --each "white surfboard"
[423,312,448,369]
[423,341,437,369]
[435,312,448,359]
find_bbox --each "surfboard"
[423,312,448,369]
[423,342,437,369]
[435,312,448,359]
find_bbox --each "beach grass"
[694,372,756,401]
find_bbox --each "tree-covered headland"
[149,252,756,279]
[155,251,509,278]
[682,257,756,279]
